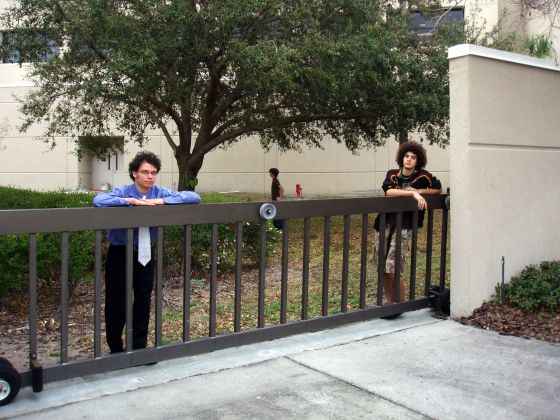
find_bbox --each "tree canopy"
[2,0,450,190]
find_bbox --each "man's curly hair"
[395,141,427,170]
[128,151,161,181]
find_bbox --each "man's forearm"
[418,189,442,195]
[386,189,415,197]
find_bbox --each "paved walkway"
[3,309,559,419]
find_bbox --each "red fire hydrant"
[296,184,303,199]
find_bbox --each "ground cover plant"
[457,261,560,343]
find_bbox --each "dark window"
[2,32,19,64]
[409,8,464,38]
[1,31,60,64]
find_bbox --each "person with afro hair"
[374,141,442,315]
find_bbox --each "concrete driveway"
[3,309,559,419]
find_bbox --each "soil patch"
[456,302,560,344]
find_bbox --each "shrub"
[0,186,94,210]
[0,232,95,296]
[0,187,96,297]
[163,222,281,274]
[0,187,280,297]
[503,261,560,314]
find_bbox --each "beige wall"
[197,136,449,196]
[449,44,560,317]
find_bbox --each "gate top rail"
[0,195,447,234]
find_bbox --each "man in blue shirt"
[93,151,200,353]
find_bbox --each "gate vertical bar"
[94,231,102,358]
[280,221,289,324]
[258,221,267,328]
[234,222,243,332]
[155,226,163,347]
[125,229,133,352]
[28,233,38,366]
[359,214,368,309]
[60,232,69,364]
[439,207,449,289]
[209,224,218,337]
[394,213,403,302]
[322,216,331,316]
[341,215,350,312]
[424,210,434,296]
[183,225,192,342]
[409,211,419,301]
[376,214,387,306]
[301,218,310,320]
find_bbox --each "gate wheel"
[0,358,21,406]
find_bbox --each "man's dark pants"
[105,244,154,353]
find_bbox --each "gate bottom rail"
[19,298,429,388]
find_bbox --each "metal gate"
[0,195,449,398]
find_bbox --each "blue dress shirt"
[93,184,201,245]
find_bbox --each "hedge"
[0,187,279,297]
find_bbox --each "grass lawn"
[155,198,450,342]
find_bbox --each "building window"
[409,7,464,39]
[1,32,19,64]
[1,31,60,64]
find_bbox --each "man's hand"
[412,191,427,210]
[125,197,157,206]
[143,198,165,205]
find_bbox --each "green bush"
[0,186,94,210]
[1,232,95,295]
[503,261,560,314]
[0,187,280,297]
[0,187,96,297]
[164,222,280,274]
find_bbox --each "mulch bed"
[456,302,560,344]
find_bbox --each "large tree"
[2,0,449,190]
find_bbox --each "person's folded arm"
[386,188,427,210]
[159,189,201,205]
[386,188,415,197]
[417,188,441,195]
[92,188,131,207]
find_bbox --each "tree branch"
[210,103,285,140]
[53,1,184,129]
[190,111,365,163]
[210,83,245,127]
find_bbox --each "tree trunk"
[397,131,409,144]
[176,155,204,191]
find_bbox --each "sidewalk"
[3,309,559,419]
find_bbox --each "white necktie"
[138,195,151,266]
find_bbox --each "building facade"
[0,0,557,195]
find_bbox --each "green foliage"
[199,193,258,204]
[0,187,96,297]
[0,188,280,297]
[502,261,560,314]
[76,135,124,161]
[435,3,524,55]
[182,176,198,191]
[1,0,451,189]
[0,231,95,296]
[163,222,280,274]
[524,35,553,59]
[0,186,94,209]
